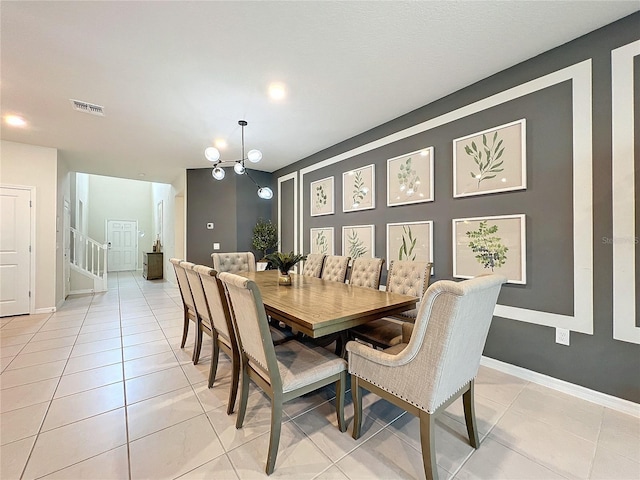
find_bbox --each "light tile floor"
[1,272,638,479]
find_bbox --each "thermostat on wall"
[206,222,214,230]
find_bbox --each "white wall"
[152,182,176,283]
[0,140,58,312]
[56,158,70,307]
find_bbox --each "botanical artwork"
[342,225,375,260]
[309,227,334,255]
[310,177,334,216]
[387,147,434,206]
[453,119,526,197]
[386,221,433,267]
[453,214,526,284]
[343,164,375,212]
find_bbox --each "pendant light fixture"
[205,120,273,199]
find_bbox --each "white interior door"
[63,199,71,297]
[107,220,137,272]
[0,187,31,317]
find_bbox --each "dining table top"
[235,270,418,338]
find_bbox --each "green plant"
[315,184,327,210]
[352,170,368,207]
[347,229,367,259]
[465,131,505,188]
[264,251,307,274]
[252,218,278,260]
[397,157,420,196]
[399,225,417,260]
[466,221,508,271]
[315,230,328,255]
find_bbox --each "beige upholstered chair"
[350,261,432,349]
[302,253,326,278]
[169,258,197,353]
[219,272,347,475]
[347,274,507,480]
[348,257,385,289]
[320,255,351,283]
[185,264,240,414]
[211,251,256,273]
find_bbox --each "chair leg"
[335,371,346,432]
[351,374,363,439]
[193,322,203,364]
[463,380,480,448]
[235,367,250,429]
[265,394,283,475]
[226,348,241,415]
[419,410,437,480]
[208,337,220,388]
[180,309,189,348]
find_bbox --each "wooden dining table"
[235,270,417,338]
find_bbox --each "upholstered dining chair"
[347,274,507,480]
[348,257,385,289]
[302,253,326,278]
[349,261,432,349]
[211,251,256,273]
[320,255,351,283]
[169,258,197,353]
[219,271,347,475]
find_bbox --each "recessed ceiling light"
[214,139,227,149]
[5,115,27,127]
[268,82,286,100]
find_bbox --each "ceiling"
[1,1,637,185]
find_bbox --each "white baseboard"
[68,289,95,295]
[481,356,640,418]
[34,307,56,314]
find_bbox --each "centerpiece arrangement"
[264,251,307,285]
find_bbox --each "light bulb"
[258,187,273,199]
[212,167,225,180]
[247,149,262,163]
[205,147,220,162]
[234,162,245,175]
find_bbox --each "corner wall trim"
[277,172,298,254]
[298,60,593,334]
[481,356,640,418]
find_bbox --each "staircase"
[69,227,108,293]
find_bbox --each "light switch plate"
[555,328,570,346]
[206,222,214,230]
[213,243,220,250]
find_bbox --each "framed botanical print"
[452,214,526,284]
[342,225,375,260]
[386,221,433,269]
[387,147,434,206]
[310,176,334,216]
[453,119,526,197]
[343,164,375,212]
[309,227,334,255]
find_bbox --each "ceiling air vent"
[70,99,105,116]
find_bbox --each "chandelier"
[205,120,273,199]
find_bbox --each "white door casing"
[107,220,138,272]
[0,187,32,316]
[63,199,71,298]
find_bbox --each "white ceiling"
[1,1,637,185]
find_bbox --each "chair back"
[383,275,506,413]
[320,255,351,283]
[193,265,235,343]
[302,254,326,278]
[211,252,256,273]
[170,258,195,312]
[386,261,432,319]
[219,272,279,385]
[349,257,385,289]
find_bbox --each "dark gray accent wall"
[186,168,275,264]
[274,13,640,402]
[280,178,295,253]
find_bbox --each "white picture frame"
[310,176,334,216]
[386,221,433,272]
[343,164,375,212]
[342,224,375,260]
[309,227,334,255]
[387,147,434,206]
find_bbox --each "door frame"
[1,184,37,315]
[63,198,71,298]
[105,219,139,271]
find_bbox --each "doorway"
[107,220,138,272]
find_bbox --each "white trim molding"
[299,60,594,334]
[277,172,298,254]
[612,40,640,344]
[481,356,640,418]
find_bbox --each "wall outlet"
[555,328,570,346]
[206,222,214,230]
[213,243,220,250]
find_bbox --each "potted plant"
[252,218,278,270]
[264,251,307,285]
